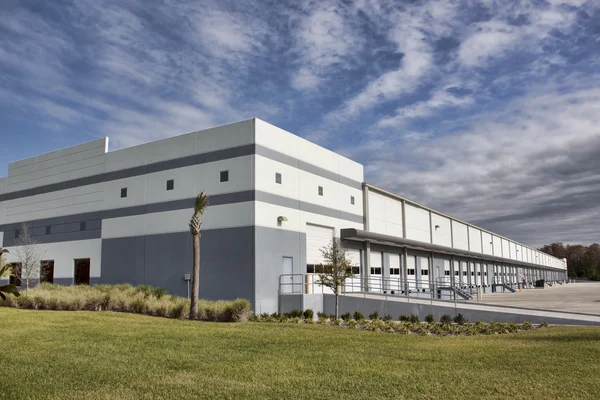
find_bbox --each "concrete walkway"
[478,282,600,315]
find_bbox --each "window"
[9,263,21,286]
[45,226,52,235]
[318,186,323,196]
[421,270,429,276]
[463,271,467,276]
[445,270,450,276]
[407,269,415,275]
[14,229,20,239]
[370,267,382,275]
[166,179,174,191]
[40,260,54,284]
[120,188,127,198]
[275,173,282,184]
[350,196,355,205]
[471,271,474,276]
[454,271,459,276]
[80,221,86,231]
[220,170,229,182]
[477,272,481,276]
[390,268,400,275]
[351,266,360,274]
[307,264,326,274]
[74,259,91,285]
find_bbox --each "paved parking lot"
[480,282,600,315]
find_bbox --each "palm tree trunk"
[190,233,200,319]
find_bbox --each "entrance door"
[281,257,294,294]
[74,259,90,285]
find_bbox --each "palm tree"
[189,192,208,320]
[0,249,20,301]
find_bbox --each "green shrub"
[520,321,534,331]
[317,312,327,319]
[353,311,364,321]
[317,316,328,324]
[383,314,392,321]
[453,313,466,325]
[289,309,303,318]
[347,319,359,329]
[395,324,410,335]
[539,321,549,328]
[130,296,148,314]
[409,314,420,323]
[368,311,379,320]
[399,315,410,322]
[292,317,302,324]
[171,300,189,319]
[303,309,314,320]
[425,314,435,323]
[332,319,343,326]
[440,314,452,324]
[341,312,351,321]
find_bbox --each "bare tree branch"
[12,224,46,294]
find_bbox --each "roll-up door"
[306,224,334,269]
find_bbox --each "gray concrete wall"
[255,227,306,314]
[324,294,599,326]
[99,227,254,301]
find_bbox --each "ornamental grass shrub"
[0,283,251,322]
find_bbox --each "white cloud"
[327,1,459,120]
[290,2,363,91]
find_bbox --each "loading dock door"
[306,224,334,293]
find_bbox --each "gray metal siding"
[99,227,254,301]
[254,227,306,314]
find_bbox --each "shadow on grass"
[506,329,600,343]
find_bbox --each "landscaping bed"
[0,283,252,322]
[253,310,546,336]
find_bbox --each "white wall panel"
[7,138,107,192]
[452,221,469,251]
[501,239,509,258]
[492,235,501,257]
[254,119,363,182]
[431,213,452,247]
[101,202,253,239]
[405,204,430,243]
[253,202,362,236]
[482,232,493,255]
[255,155,362,219]
[4,238,102,280]
[468,226,482,253]
[368,191,403,237]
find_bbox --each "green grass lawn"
[2,308,599,400]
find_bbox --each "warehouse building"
[0,119,567,313]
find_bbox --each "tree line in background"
[539,243,600,281]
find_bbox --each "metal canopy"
[340,228,564,271]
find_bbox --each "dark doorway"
[40,260,54,284]
[74,259,90,285]
[9,262,22,286]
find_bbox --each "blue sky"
[1,0,599,247]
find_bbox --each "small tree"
[0,249,20,300]
[12,224,46,294]
[189,192,209,320]
[316,238,354,320]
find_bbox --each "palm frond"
[194,192,209,215]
